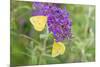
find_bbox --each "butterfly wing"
[52,41,65,57]
[58,42,65,55]
[30,16,47,31]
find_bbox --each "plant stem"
[11,31,41,45]
[37,24,49,64]
[43,24,49,52]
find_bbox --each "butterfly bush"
[32,2,72,42]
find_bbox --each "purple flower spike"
[32,2,72,42]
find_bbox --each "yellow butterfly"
[52,40,65,57]
[30,16,47,31]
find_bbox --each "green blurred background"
[10,0,95,66]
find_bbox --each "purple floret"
[32,2,72,42]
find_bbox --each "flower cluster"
[32,2,72,42]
